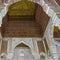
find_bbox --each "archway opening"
[2,0,50,37]
[12,42,35,60]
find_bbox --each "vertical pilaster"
[32,39,40,60]
[7,38,13,60]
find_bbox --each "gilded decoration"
[8,0,35,16]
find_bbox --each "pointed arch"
[15,41,31,49]
[15,43,30,48]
